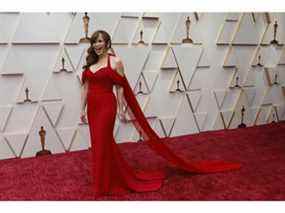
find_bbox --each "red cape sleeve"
[111,71,241,174]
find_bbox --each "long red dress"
[81,53,241,196]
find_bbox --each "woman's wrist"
[117,103,122,110]
[118,106,124,112]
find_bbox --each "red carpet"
[0,122,285,200]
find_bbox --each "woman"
[80,30,241,196]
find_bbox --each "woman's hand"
[80,111,88,124]
[118,110,127,122]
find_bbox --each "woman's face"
[93,33,108,56]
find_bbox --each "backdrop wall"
[0,12,284,160]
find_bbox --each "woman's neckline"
[87,66,108,76]
[89,55,109,74]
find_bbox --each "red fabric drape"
[111,71,241,174]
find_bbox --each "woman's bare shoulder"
[110,55,122,64]
[110,55,125,77]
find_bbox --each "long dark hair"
[82,30,112,69]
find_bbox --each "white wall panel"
[0,12,284,160]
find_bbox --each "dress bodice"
[81,53,118,94]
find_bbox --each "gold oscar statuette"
[24,87,32,103]
[238,105,246,128]
[235,76,241,88]
[59,57,67,72]
[182,16,193,44]
[273,74,279,85]
[257,54,263,67]
[175,79,183,92]
[137,30,146,46]
[270,20,279,46]
[36,126,52,157]
[136,80,144,95]
[79,12,91,43]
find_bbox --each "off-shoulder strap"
[107,54,110,68]
[107,53,115,68]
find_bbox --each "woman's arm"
[80,80,89,123]
[116,85,124,112]
[114,57,126,119]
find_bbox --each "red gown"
[81,53,241,196]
